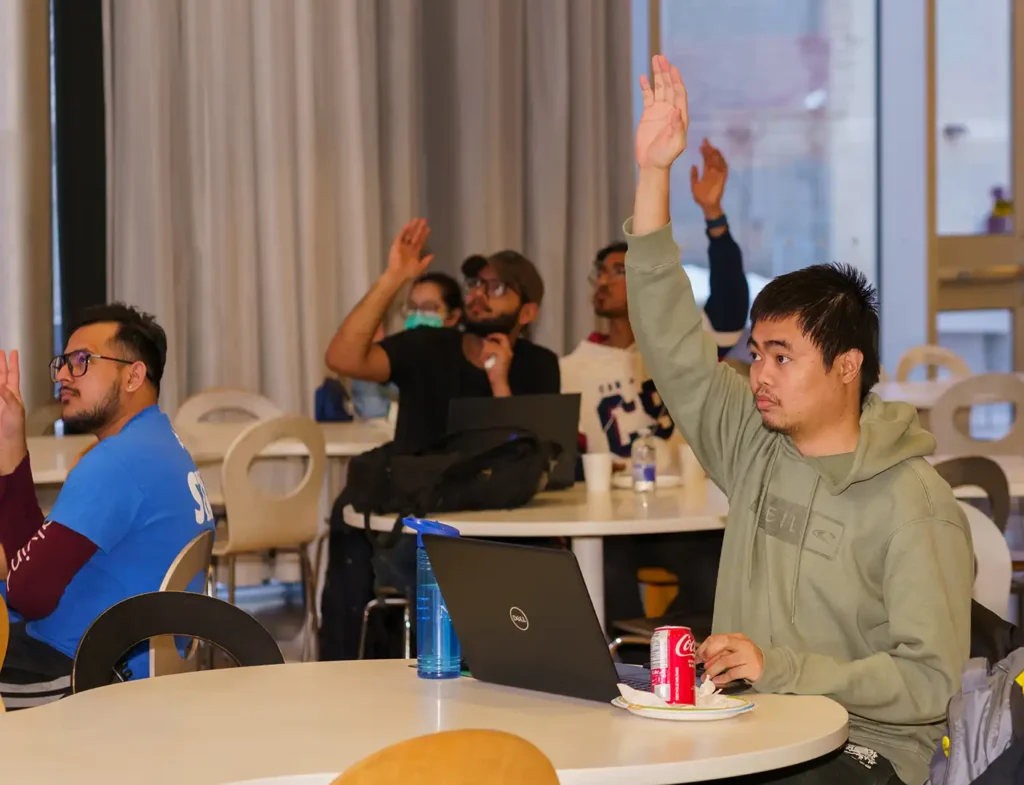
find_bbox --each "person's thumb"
[418,254,434,272]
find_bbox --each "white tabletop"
[345,482,729,539]
[874,374,1024,410]
[0,660,849,785]
[27,421,391,485]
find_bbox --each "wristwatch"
[705,214,729,231]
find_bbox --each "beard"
[462,310,521,337]
[62,383,121,435]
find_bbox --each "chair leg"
[403,603,412,660]
[298,547,318,662]
[227,554,237,606]
[358,601,375,660]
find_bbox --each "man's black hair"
[595,241,628,266]
[73,303,168,394]
[750,263,880,402]
[414,271,464,315]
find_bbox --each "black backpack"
[333,426,559,545]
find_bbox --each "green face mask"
[404,311,445,330]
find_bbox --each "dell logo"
[509,607,529,631]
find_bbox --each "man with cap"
[325,218,560,453]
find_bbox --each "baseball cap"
[461,251,545,307]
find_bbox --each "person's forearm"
[325,271,405,376]
[705,225,749,334]
[633,169,672,235]
[0,456,45,568]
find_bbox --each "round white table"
[345,483,729,628]
[0,660,848,784]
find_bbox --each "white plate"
[611,695,755,721]
[611,474,682,490]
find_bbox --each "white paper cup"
[582,453,613,493]
[679,444,704,486]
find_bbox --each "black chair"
[72,591,284,694]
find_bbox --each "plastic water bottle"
[631,427,657,493]
[402,517,462,679]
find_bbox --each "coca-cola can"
[650,625,696,705]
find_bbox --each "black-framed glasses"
[49,351,135,383]
[464,277,509,298]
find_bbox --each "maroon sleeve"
[6,521,98,620]
[0,455,46,562]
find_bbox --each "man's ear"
[518,302,539,325]
[837,349,863,385]
[127,361,149,392]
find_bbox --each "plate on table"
[611,694,755,721]
[611,474,682,490]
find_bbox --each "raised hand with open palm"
[635,54,689,171]
[0,351,28,474]
[387,218,435,282]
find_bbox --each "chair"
[72,591,283,694]
[958,501,1013,621]
[150,530,215,677]
[174,388,282,426]
[358,588,411,660]
[930,374,1024,456]
[934,457,1010,534]
[331,730,559,785]
[0,594,9,713]
[218,415,326,660]
[26,400,63,436]
[895,345,971,381]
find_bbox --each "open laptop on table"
[422,535,652,703]
[446,393,581,490]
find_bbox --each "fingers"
[409,218,431,251]
[418,254,435,272]
[9,350,20,397]
[639,74,653,107]
[702,650,745,683]
[696,634,733,663]
[485,334,511,350]
[669,64,688,126]
[690,164,699,189]
[0,351,7,390]
[651,55,666,103]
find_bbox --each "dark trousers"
[0,623,73,710]
[713,744,903,785]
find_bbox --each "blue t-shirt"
[29,406,217,674]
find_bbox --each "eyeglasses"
[588,264,626,285]
[49,350,136,383]
[464,277,509,298]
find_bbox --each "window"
[634,0,878,296]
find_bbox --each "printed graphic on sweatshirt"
[597,377,675,456]
[753,493,845,560]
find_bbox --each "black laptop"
[422,535,651,703]
[446,393,581,490]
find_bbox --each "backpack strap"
[962,658,991,693]
[363,510,405,553]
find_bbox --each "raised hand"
[635,55,689,171]
[0,351,28,474]
[690,139,728,216]
[387,218,434,282]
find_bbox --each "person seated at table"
[563,141,748,635]
[350,271,464,420]
[624,55,971,785]
[0,304,217,708]
[320,219,560,661]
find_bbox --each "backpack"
[314,378,354,422]
[333,426,559,545]
[929,649,1024,785]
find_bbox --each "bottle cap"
[403,516,461,547]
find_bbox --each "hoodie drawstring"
[789,475,820,624]
[747,449,780,586]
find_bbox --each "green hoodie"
[625,221,973,785]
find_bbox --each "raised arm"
[626,56,768,493]
[324,219,434,383]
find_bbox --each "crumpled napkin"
[617,676,736,709]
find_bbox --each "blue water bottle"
[402,517,462,679]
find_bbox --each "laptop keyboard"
[614,663,651,691]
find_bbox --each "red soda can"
[650,625,696,705]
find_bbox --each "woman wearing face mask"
[350,272,464,419]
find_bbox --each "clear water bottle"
[631,427,657,493]
[402,517,462,679]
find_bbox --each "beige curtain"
[0,0,53,411]
[104,0,633,415]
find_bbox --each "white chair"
[149,530,216,677]
[175,388,282,427]
[930,373,1024,456]
[218,415,326,661]
[959,501,1012,621]
[895,345,971,381]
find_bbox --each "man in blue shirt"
[0,304,216,708]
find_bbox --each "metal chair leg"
[298,547,318,662]
[403,603,412,659]
[608,635,652,657]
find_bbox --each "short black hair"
[750,263,880,402]
[414,271,464,316]
[595,241,628,266]
[72,303,168,394]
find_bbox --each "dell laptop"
[422,534,651,703]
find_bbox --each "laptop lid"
[445,393,581,490]
[423,535,620,703]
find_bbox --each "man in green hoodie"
[625,55,973,785]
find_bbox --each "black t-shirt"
[379,327,561,452]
